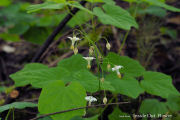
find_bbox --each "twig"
[31,1,87,62]
[30,102,130,120]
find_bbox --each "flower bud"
[70,45,74,50]
[103,97,107,104]
[107,64,111,71]
[106,42,111,50]
[89,47,94,55]
[117,73,122,79]
[100,77,105,83]
[73,48,78,55]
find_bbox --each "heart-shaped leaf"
[38,81,86,120]
[140,71,180,98]
[93,4,138,30]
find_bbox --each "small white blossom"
[68,36,81,49]
[85,96,97,102]
[83,57,95,61]
[85,96,97,106]
[112,65,123,78]
[83,57,95,69]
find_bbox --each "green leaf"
[35,14,66,27]
[0,87,6,93]
[105,74,144,98]
[139,99,168,115]
[0,33,21,42]
[0,0,11,7]
[140,71,180,98]
[10,63,69,88]
[10,54,114,92]
[166,94,180,111]
[27,2,65,13]
[71,115,99,120]
[57,54,114,92]
[93,4,138,30]
[57,54,87,72]
[38,81,86,120]
[23,27,50,44]
[0,102,37,113]
[86,0,103,3]
[103,52,145,77]
[0,4,35,27]
[103,0,115,5]
[48,0,66,3]
[108,107,131,120]
[160,27,177,40]
[8,23,30,35]
[67,10,91,27]
[142,0,180,12]
[138,6,167,18]
[67,2,93,15]
[38,116,53,120]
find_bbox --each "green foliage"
[142,0,180,12]
[105,74,144,98]
[9,51,180,119]
[108,107,131,120]
[86,0,103,3]
[38,81,86,120]
[71,115,99,120]
[0,0,11,7]
[0,33,21,42]
[4,0,180,119]
[10,54,113,92]
[0,87,6,93]
[160,27,177,40]
[138,6,167,18]
[103,52,145,77]
[103,0,116,5]
[23,27,50,44]
[123,0,180,12]
[68,10,91,27]
[140,71,180,98]
[38,116,53,120]
[27,2,65,13]
[139,99,168,115]
[0,3,35,32]
[0,102,37,113]
[166,95,180,112]
[93,4,138,30]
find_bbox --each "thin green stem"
[5,109,12,120]
[118,30,130,54]
[118,2,139,54]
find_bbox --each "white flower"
[68,36,81,49]
[85,96,97,106]
[112,65,123,78]
[85,96,97,102]
[83,57,95,69]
